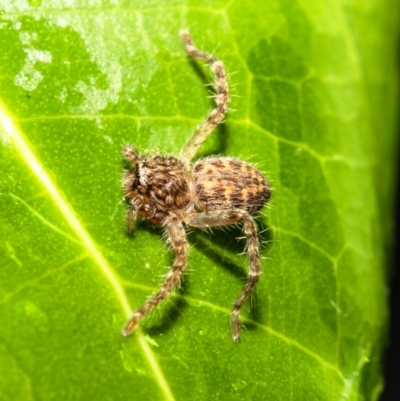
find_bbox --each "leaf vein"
[0,104,176,401]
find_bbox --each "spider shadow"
[144,286,190,337]
[189,220,273,333]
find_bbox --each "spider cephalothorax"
[123,147,191,226]
[122,31,271,341]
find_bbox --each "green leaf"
[0,1,398,400]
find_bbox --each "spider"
[122,30,271,341]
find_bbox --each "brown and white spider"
[122,30,271,341]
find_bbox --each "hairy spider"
[122,30,271,341]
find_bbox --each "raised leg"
[185,209,261,342]
[122,220,189,336]
[179,30,229,164]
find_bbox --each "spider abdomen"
[193,157,271,214]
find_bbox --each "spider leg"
[126,205,137,233]
[122,220,188,336]
[122,168,138,232]
[179,30,229,164]
[185,209,261,342]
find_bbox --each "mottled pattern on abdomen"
[193,157,271,214]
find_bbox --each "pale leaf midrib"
[0,103,175,401]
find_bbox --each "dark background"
[380,118,400,400]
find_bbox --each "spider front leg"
[185,209,261,342]
[122,220,188,336]
[179,30,229,164]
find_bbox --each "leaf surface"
[0,1,398,400]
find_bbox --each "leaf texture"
[0,1,398,400]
